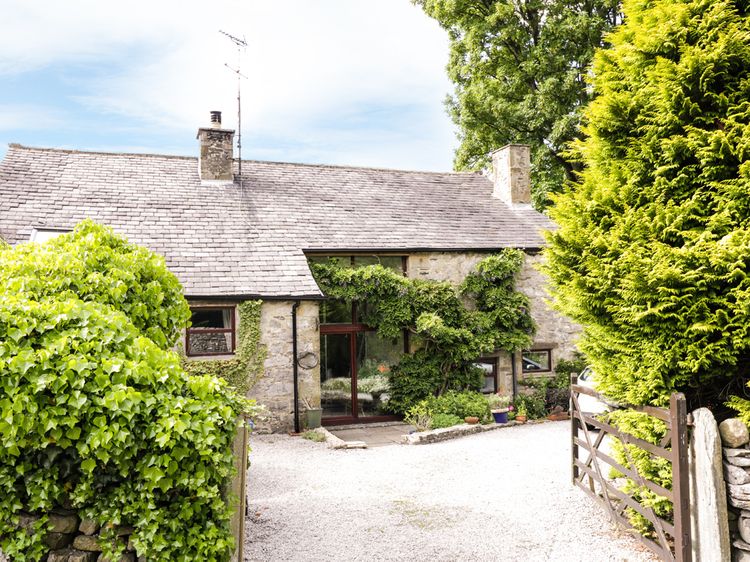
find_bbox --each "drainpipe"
[292,301,301,434]
[511,351,518,399]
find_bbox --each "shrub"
[513,391,547,420]
[0,220,190,350]
[387,353,483,414]
[405,391,492,427]
[430,414,464,429]
[0,222,252,562]
[0,297,250,561]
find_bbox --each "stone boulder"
[721,419,750,448]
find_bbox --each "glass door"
[320,333,353,418]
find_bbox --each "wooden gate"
[570,376,691,562]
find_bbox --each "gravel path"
[245,422,657,562]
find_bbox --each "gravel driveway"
[245,422,656,562]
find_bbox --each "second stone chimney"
[491,144,531,206]
[197,111,235,182]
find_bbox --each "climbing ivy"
[310,250,534,413]
[180,300,266,395]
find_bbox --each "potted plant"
[487,394,511,424]
[301,397,322,429]
[515,402,528,424]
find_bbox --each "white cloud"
[0,0,457,170]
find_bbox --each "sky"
[0,0,458,172]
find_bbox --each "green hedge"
[0,222,251,562]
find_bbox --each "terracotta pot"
[515,415,528,423]
[464,416,479,424]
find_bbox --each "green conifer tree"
[545,0,750,409]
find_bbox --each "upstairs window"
[186,306,236,357]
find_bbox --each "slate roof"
[0,144,553,298]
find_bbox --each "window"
[474,358,498,393]
[29,228,70,243]
[522,349,552,373]
[186,306,236,357]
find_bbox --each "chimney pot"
[491,144,531,206]
[210,110,222,128]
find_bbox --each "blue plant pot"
[492,410,508,424]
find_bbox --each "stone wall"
[248,301,320,433]
[719,418,750,560]
[1,511,138,561]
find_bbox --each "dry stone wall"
[720,418,750,561]
[1,511,138,562]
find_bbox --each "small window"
[186,306,236,357]
[522,349,551,373]
[474,358,498,393]
[30,228,70,243]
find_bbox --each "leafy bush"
[0,222,252,562]
[513,392,547,420]
[430,414,464,429]
[387,353,483,414]
[405,391,492,427]
[0,220,190,350]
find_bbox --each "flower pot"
[304,408,322,429]
[464,416,480,424]
[515,414,527,424]
[491,409,509,424]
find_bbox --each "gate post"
[671,393,691,562]
[571,373,579,485]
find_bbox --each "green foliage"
[430,413,464,429]
[607,411,672,536]
[301,430,326,443]
[414,0,621,208]
[388,352,484,415]
[0,220,190,350]
[554,354,588,381]
[180,300,265,395]
[513,391,547,419]
[406,391,493,427]
[0,222,253,561]
[486,393,510,410]
[545,0,750,411]
[311,251,534,413]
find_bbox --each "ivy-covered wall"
[408,251,581,388]
[181,300,266,397]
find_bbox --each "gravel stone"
[245,422,657,561]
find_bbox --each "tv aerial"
[219,30,248,182]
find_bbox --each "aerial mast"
[219,30,248,183]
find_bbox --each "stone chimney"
[197,111,235,182]
[491,144,531,206]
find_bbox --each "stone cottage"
[0,112,578,432]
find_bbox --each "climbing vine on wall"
[180,300,266,396]
[310,250,535,413]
